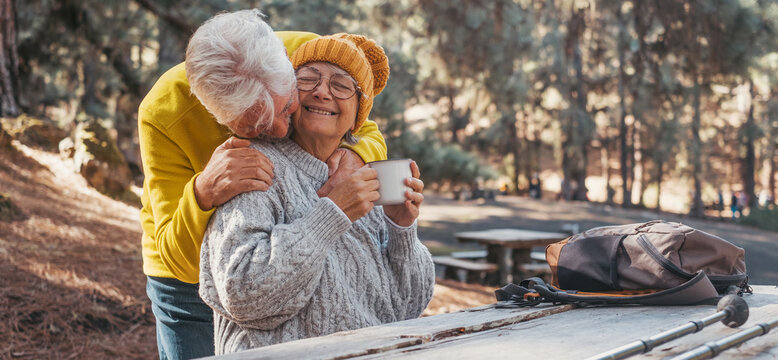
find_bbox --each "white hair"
[185,9,295,132]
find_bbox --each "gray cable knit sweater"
[199,137,436,354]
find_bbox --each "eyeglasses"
[296,66,361,100]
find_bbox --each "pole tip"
[717,295,749,328]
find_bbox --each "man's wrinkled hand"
[194,137,274,211]
[317,148,365,197]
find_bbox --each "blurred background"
[2,0,778,225]
[3,1,778,358]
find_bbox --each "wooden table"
[454,228,569,285]
[207,285,778,359]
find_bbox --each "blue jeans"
[146,276,214,360]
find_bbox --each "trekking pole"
[670,316,778,360]
[585,295,749,360]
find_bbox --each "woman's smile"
[304,105,338,116]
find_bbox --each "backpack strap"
[495,272,721,307]
[494,278,549,307]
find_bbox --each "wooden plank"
[560,223,580,235]
[530,250,546,262]
[362,285,778,359]
[431,256,497,272]
[456,228,569,242]
[518,263,551,274]
[485,244,508,285]
[206,304,574,360]
[449,250,488,259]
[455,228,568,248]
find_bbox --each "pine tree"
[0,0,19,117]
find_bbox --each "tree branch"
[55,1,144,98]
[132,0,196,36]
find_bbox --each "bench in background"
[450,250,488,259]
[560,223,580,235]
[519,262,551,277]
[445,248,550,282]
[432,256,497,283]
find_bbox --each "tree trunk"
[567,5,589,202]
[157,19,187,76]
[80,57,100,116]
[507,113,521,194]
[601,143,611,204]
[0,120,7,147]
[690,73,704,217]
[742,82,757,207]
[572,52,588,202]
[638,141,647,207]
[0,0,20,117]
[577,140,588,201]
[562,147,572,200]
[616,5,631,207]
[770,112,777,205]
[521,119,533,193]
[558,3,587,202]
[446,87,459,143]
[533,133,541,177]
[631,0,654,209]
[656,161,664,211]
[770,91,778,205]
[770,143,776,205]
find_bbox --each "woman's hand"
[317,148,365,197]
[327,166,380,222]
[383,161,424,227]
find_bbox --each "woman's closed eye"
[297,77,319,85]
[332,80,355,92]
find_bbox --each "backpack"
[496,221,750,307]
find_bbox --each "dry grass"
[0,142,155,360]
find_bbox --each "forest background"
[2,0,778,225]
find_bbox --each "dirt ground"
[2,141,777,359]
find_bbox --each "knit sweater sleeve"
[381,218,436,320]
[200,192,352,329]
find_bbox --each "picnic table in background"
[454,228,569,285]
[207,285,778,359]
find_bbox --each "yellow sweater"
[139,31,387,283]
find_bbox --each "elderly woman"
[198,33,436,354]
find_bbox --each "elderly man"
[138,10,386,360]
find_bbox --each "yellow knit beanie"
[290,33,389,133]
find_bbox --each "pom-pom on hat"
[290,33,389,133]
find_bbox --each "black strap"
[495,272,722,307]
[494,277,550,308]
[495,282,531,301]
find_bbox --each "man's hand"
[194,137,274,211]
[317,148,365,197]
[326,166,380,222]
[383,161,424,227]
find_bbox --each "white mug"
[369,159,413,205]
